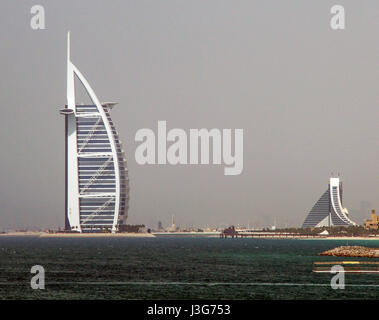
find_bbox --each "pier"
[220,227,326,239]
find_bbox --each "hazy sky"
[0,1,377,230]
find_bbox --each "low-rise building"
[364,210,378,230]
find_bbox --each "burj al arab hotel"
[60,33,129,233]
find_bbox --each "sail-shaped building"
[60,33,129,233]
[302,177,357,228]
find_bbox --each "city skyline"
[0,1,378,230]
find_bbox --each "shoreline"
[1,232,379,240]
[0,232,155,238]
[40,233,156,238]
[301,236,379,241]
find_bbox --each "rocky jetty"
[320,246,379,258]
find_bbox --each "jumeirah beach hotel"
[302,176,357,228]
[60,33,129,233]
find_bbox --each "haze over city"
[0,1,377,231]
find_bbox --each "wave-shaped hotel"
[60,33,129,233]
[302,176,357,228]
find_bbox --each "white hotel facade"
[60,33,129,232]
[302,177,357,228]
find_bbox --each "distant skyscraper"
[302,177,357,228]
[170,215,177,232]
[60,33,129,233]
[360,200,372,218]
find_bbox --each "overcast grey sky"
[0,1,377,230]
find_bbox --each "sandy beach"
[0,232,155,238]
[1,232,379,240]
[303,236,379,241]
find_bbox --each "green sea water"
[0,236,379,299]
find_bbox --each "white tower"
[60,33,129,233]
[302,176,357,228]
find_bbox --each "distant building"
[169,215,177,232]
[157,221,163,231]
[364,210,378,230]
[302,177,357,228]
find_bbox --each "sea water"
[0,236,378,299]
